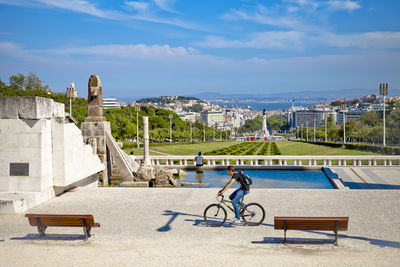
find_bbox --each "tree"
[26,72,48,91]
[361,112,379,127]
[189,103,202,112]
[267,116,287,132]
[9,73,26,90]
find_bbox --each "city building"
[336,109,369,125]
[103,98,120,109]
[290,109,332,128]
[201,110,224,127]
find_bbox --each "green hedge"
[302,141,400,155]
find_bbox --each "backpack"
[238,171,252,191]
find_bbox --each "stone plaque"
[10,163,29,176]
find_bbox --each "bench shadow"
[11,233,87,241]
[253,237,335,245]
[253,231,400,248]
[157,210,274,232]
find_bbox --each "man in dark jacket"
[218,165,250,224]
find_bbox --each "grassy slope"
[275,141,382,155]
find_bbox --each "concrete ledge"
[54,173,98,195]
[0,187,55,215]
[120,181,149,187]
[165,165,323,171]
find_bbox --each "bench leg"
[81,219,91,240]
[283,221,287,244]
[36,218,47,239]
[334,221,338,246]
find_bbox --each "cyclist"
[218,165,250,224]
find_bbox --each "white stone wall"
[0,119,53,192]
[0,96,104,194]
[62,123,104,186]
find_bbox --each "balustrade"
[135,155,400,167]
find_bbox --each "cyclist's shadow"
[157,210,237,232]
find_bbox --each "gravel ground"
[0,188,399,266]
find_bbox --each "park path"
[0,188,399,266]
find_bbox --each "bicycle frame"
[217,195,245,214]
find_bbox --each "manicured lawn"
[275,141,382,155]
[123,140,383,156]
[124,141,239,156]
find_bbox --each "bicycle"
[203,195,265,227]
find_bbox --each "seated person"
[194,152,203,167]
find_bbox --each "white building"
[201,110,224,127]
[103,98,120,109]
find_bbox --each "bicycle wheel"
[204,204,227,227]
[241,203,265,226]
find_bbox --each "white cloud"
[221,8,305,30]
[0,0,203,31]
[326,1,361,12]
[195,31,304,49]
[125,1,150,13]
[45,44,198,59]
[153,0,177,13]
[319,31,400,49]
[35,0,112,19]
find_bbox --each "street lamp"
[313,117,316,142]
[306,121,309,142]
[66,82,75,116]
[301,124,304,140]
[324,116,327,142]
[203,123,206,142]
[341,104,347,145]
[212,126,215,141]
[169,114,173,143]
[379,83,389,146]
[135,105,140,148]
[190,122,193,142]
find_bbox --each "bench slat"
[26,214,100,227]
[274,217,349,231]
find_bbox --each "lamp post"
[379,83,389,146]
[190,122,192,142]
[66,82,75,116]
[203,123,206,142]
[212,125,215,141]
[135,105,140,148]
[341,104,346,145]
[301,124,304,140]
[313,118,316,142]
[306,121,309,142]
[169,114,173,143]
[324,116,327,142]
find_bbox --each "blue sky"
[0,0,399,98]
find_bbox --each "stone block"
[0,97,56,119]
[52,102,65,117]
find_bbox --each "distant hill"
[137,96,201,104]
[191,88,400,101]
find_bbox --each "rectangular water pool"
[180,170,334,189]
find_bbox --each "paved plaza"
[332,167,400,189]
[0,187,399,266]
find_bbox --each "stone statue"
[86,75,106,122]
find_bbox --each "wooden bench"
[274,216,349,245]
[25,214,100,240]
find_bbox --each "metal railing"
[135,155,400,167]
